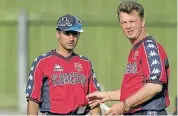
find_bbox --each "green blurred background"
[0,0,177,113]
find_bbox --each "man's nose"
[126,22,132,29]
[69,34,75,41]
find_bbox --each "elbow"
[146,83,163,94]
[154,82,163,93]
[155,85,162,93]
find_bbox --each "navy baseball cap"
[56,14,84,32]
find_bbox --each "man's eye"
[121,22,126,24]
[63,31,80,37]
[130,20,136,23]
[64,31,71,35]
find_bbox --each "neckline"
[132,35,152,51]
[51,49,76,61]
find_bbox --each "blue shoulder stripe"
[143,38,162,80]
[25,51,52,97]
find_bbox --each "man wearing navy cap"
[25,14,102,115]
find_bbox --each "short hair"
[117,1,144,19]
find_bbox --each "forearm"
[107,89,120,101]
[27,100,39,116]
[125,83,162,108]
[131,94,154,107]
[90,105,102,115]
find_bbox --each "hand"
[104,102,125,115]
[86,91,110,108]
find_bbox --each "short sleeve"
[88,62,101,93]
[25,56,44,103]
[142,39,168,85]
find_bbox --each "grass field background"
[0,0,176,113]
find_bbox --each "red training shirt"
[120,36,170,113]
[25,50,101,114]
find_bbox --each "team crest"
[54,64,63,71]
[132,51,139,60]
[75,63,82,71]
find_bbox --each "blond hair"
[117,1,144,19]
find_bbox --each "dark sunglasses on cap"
[62,31,80,38]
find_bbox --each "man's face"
[119,11,145,41]
[56,31,80,51]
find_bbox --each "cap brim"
[64,28,84,32]
[77,29,84,32]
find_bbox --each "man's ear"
[142,18,145,27]
[56,31,60,39]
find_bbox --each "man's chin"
[127,35,137,40]
[65,45,76,51]
[66,47,74,51]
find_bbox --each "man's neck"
[132,31,148,47]
[56,48,73,57]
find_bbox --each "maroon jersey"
[120,36,170,113]
[25,50,101,114]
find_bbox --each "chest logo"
[75,63,82,71]
[132,51,139,60]
[125,62,137,74]
[54,64,63,72]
